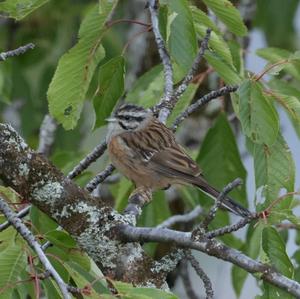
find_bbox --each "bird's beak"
[105,117,117,123]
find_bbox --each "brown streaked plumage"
[106,103,250,217]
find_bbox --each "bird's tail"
[191,176,251,217]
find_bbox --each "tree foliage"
[0,0,300,298]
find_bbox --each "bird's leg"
[123,186,152,218]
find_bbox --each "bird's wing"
[120,120,202,178]
[148,144,202,179]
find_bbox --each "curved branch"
[0,43,35,61]
[118,225,300,298]
[0,197,71,299]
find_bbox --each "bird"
[106,103,250,217]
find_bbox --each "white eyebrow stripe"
[118,111,146,118]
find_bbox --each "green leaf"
[113,281,179,299]
[232,222,264,297]
[228,40,245,76]
[71,262,109,294]
[42,279,62,299]
[253,133,295,209]
[113,177,133,212]
[194,24,233,66]
[202,0,247,36]
[268,79,300,137]
[126,65,164,107]
[196,114,247,248]
[262,227,294,298]
[0,244,26,298]
[268,79,300,99]
[190,5,220,34]
[196,113,248,207]
[139,191,171,256]
[0,0,49,20]
[93,56,125,128]
[167,0,198,72]
[237,80,279,146]
[139,191,171,228]
[167,83,199,125]
[256,48,300,81]
[64,263,109,298]
[191,6,234,67]
[205,51,241,85]
[254,0,299,50]
[47,3,117,129]
[45,230,77,249]
[68,249,91,272]
[30,206,58,234]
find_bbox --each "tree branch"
[174,29,212,99]
[0,124,167,287]
[180,258,200,299]
[37,114,57,156]
[185,250,213,299]
[172,85,238,131]
[0,196,71,299]
[67,141,108,180]
[0,43,35,61]
[157,206,202,229]
[147,0,173,123]
[85,164,115,192]
[118,225,300,298]
[199,178,242,232]
[0,205,31,232]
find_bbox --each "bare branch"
[180,258,200,299]
[185,250,213,299]
[206,214,257,239]
[118,225,300,298]
[147,0,173,123]
[85,164,115,192]
[151,248,184,275]
[124,187,152,219]
[157,206,202,229]
[172,85,238,131]
[174,29,212,99]
[0,197,71,299]
[67,141,107,180]
[0,205,31,232]
[37,114,57,156]
[0,43,35,61]
[197,178,243,233]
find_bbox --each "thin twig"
[0,197,71,299]
[67,141,107,180]
[123,187,152,219]
[185,250,214,299]
[85,164,115,192]
[0,43,35,61]
[172,85,238,131]
[0,205,31,232]
[180,258,200,299]
[254,59,289,82]
[147,0,174,123]
[37,114,57,156]
[151,248,184,275]
[199,178,243,232]
[106,19,151,28]
[174,29,212,99]
[157,206,202,229]
[206,214,258,239]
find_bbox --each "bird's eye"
[124,116,130,121]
